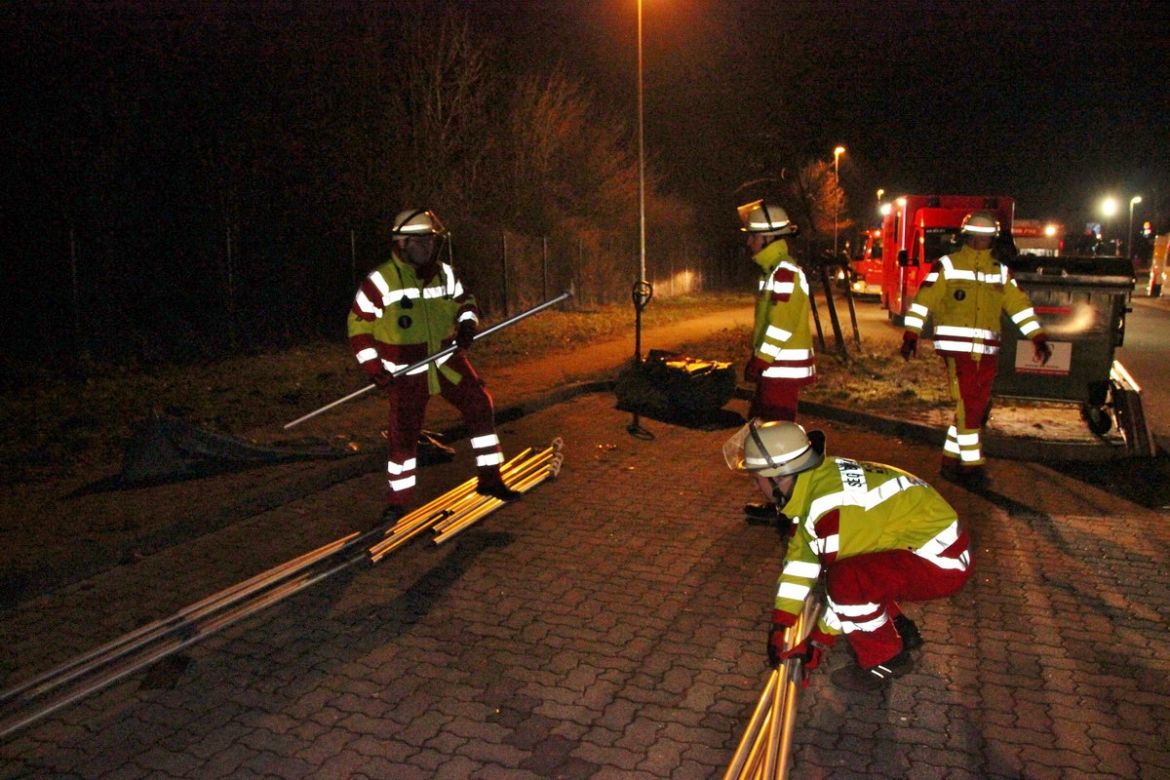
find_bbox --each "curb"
[11,377,1144,606]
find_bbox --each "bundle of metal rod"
[369,438,563,561]
[0,528,382,740]
[722,595,823,780]
[0,439,564,739]
[432,450,562,544]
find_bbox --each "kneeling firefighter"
[724,419,973,691]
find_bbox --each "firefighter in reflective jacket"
[900,211,1052,482]
[724,419,972,691]
[347,209,519,528]
[739,200,816,422]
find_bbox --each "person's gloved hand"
[766,609,797,667]
[900,332,918,361]
[370,369,395,389]
[456,321,477,350]
[780,628,837,686]
[744,355,769,383]
[1032,334,1052,366]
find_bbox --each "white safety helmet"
[738,200,798,237]
[391,208,448,238]
[960,211,999,236]
[723,419,825,478]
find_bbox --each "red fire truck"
[1012,218,1064,256]
[845,228,884,299]
[880,194,1015,322]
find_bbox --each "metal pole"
[350,229,357,289]
[833,158,839,261]
[501,231,510,317]
[69,228,84,357]
[283,290,573,429]
[637,0,646,287]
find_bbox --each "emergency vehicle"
[880,195,1015,322]
[845,228,883,299]
[1013,219,1064,256]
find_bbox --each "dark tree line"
[3,2,707,365]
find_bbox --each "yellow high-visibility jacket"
[775,456,966,636]
[903,244,1044,356]
[751,238,815,383]
[347,253,479,395]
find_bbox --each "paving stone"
[2,393,1169,778]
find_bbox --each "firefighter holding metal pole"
[738,199,817,522]
[900,211,1052,486]
[724,419,972,691]
[348,209,520,529]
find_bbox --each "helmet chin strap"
[769,477,792,506]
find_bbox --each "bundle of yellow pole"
[723,595,822,780]
[368,438,563,562]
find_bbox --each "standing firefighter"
[724,419,973,691]
[739,199,816,521]
[348,209,520,528]
[739,200,816,422]
[900,211,1052,483]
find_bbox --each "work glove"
[744,355,769,383]
[780,628,837,686]
[766,609,797,667]
[456,321,477,350]
[369,369,395,389]
[1032,334,1052,366]
[900,331,918,361]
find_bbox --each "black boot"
[369,505,404,532]
[894,614,924,651]
[830,648,915,691]
[476,478,522,501]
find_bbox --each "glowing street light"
[1128,195,1143,259]
[833,145,845,259]
[1099,196,1119,254]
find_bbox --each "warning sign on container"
[1013,339,1071,375]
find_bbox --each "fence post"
[501,231,510,317]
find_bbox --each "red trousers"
[942,354,999,467]
[749,378,801,422]
[825,531,972,668]
[383,353,502,507]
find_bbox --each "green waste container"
[993,256,1133,430]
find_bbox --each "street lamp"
[1128,195,1142,259]
[1099,196,1119,255]
[833,145,845,259]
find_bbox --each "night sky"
[491,0,1170,232]
[3,0,1168,360]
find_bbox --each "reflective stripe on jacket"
[751,239,816,382]
[903,244,1043,356]
[347,253,479,394]
[774,456,966,636]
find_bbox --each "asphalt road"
[1116,294,1170,444]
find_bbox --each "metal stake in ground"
[627,279,654,440]
[283,289,573,430]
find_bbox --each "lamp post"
[1128,195,1142,260]
[636,0,646,289]
[833,145,845,260]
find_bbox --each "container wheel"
[1081,403,1113,435]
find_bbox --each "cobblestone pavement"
[3,391,1169,779]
